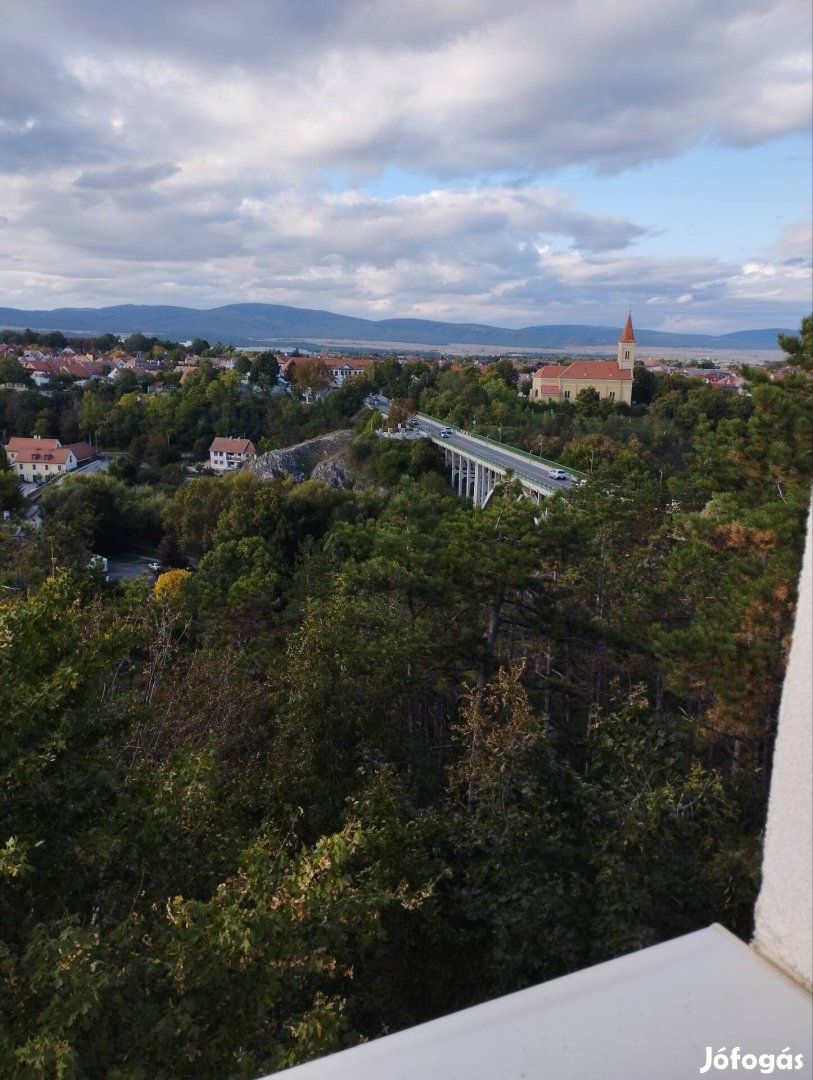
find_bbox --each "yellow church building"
[530,315,636,406]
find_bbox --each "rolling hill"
[0,302,793,351]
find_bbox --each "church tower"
[617,312,636,371]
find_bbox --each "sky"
[1,0,811,335]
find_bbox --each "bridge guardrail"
[428,438,559,492]
[416,413,588,481]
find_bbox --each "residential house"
[208,437,257,472]
[177,366,198,385]
[21,356,106,381]
[4,435,96,483]
[530,315,636,406]
[5,438,78,484]
[641,358,670,374]
[327,359,369,386]
[65,441,97,468]
[5,436,62,464]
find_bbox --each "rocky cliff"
[245,430,360,489]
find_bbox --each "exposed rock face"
[246,430,359,488]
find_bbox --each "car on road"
[548,468,568,480]
[440,426,452,437]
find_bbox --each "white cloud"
[5,0,810,179]
[74,163,182,190]
[0,167,807,333]
[0,1,810,332]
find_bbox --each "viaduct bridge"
[369,397,586,508]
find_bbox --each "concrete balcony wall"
[753,503,813,991]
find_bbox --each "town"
[0,314,781,500]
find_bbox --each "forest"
[0,319,811,1078]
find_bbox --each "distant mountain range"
[0,302,793,352]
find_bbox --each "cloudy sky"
[2,0,811,333]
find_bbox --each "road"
[415,415,575,492]
[365,396,576,492]
[21,455,111,499]
[107,554,159,582]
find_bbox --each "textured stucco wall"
[753,502,813,991]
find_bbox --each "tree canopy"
[0,318,810,1075]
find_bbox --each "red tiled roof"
[23,358,61,373]
[534,365,569,378]
[561,361,632,381]
[6,436,62,452]
[22,358,105,378]
[209,437,257,455]
[65,442,96,461]
[13,447,75,465]
[620,313,635,343]
[63,361,94,378]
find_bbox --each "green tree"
[0,357,30,386]
[166,473,236,557]
[291,358,331,394]
[193,535,280,635]
[40,474,166,553]
[249,350,280,388]
[632,364,657,404]
[487,358,519,390]
[777,314,813,371]
[0,447,23,512]
[0,573,138,922]
[78,389,113,443]
[122,332,156,355]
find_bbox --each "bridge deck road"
[416,415,575,492]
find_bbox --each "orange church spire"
[620,312,635,343]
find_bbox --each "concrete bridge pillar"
[441,444,555,508]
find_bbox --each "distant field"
[285,337,786,363]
